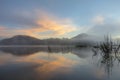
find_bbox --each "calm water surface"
[0,46,120,80]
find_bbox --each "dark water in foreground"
[0,46,120,80]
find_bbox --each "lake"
[0,46,120,80]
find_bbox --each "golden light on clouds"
[0,11,78,38]
[37,15,77,35]
[19,13,77,38]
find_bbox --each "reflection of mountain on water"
[0,47,92,58]
[72,48,93,58]
[0,47,43,56]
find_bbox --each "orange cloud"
[36,16,76,35]
[17,13,77,38]
[0,11,77,38]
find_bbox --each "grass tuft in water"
[98,35,120,55]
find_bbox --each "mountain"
[71,33,103,42]
[0,33,101,46]
[71,33,102,46]
[71,33,89,41]
[0,35,71,45]
[0,35,43,45]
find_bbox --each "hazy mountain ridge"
[0,33,97,46]
[0,35,71,45]
[0,35,43,45]
[71,33,89,40]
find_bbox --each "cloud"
[92,15,105,24]
[0,26,24,38]
[36,15,77,35]
[0,26,16,38]
[0,10,78,38]
[88,16,120,38]
[0,10,38,27]
[0,26,5,30]
[15,11,77,38]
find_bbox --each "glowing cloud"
[0,10,78,39]
[36,18,76,35]
[18,12,77,38]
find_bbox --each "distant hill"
[71,33,103,42]
[71,33,101,46]
[0,33,100,46]
[0,35,70,45]
[0,35,42,45]
[71,33,89,41]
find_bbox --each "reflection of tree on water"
[92,36,120,78]
[100,52,114,78]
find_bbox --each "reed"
[92,35,120,77]
[99,35,120,56]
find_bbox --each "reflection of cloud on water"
[0,47,92,67]
[0,47,108,80]
[16,52,78,69]
[93,68,106,79]
[35,55,77,79]
[12,52,79,80]
[0,52,18,65]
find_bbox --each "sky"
[1,0,120,39]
